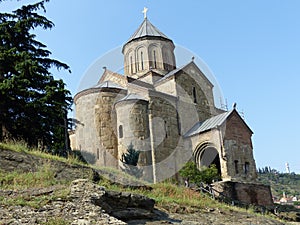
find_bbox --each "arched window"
[193,86,197,103]
[119,125,123,138]
[141,51,144,70]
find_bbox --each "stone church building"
[71,15,258,185]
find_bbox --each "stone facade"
[212,181,274,207]
[72,17,260,187]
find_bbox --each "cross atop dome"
[142,7,148,19]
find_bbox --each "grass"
[0,141,263,213]
[0,164,70,208]
[141,182,220,210]
[0,185,69,209]
[0,164,57,190]
[96,179,232,214]
[0,140,84,166]
[0,141,292,223]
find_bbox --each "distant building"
[286,162,290,174]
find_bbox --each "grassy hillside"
[257,171,300,198]
[0,142,292,224]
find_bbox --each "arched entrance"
[194,143,221,176]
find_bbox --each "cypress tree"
[0,0,72,153]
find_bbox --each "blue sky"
[1,0,300,173]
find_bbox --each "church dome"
[123,15,176,78]
[124,18,171,46]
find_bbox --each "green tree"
[179,161,220,185]
[121,143,140,166]
[0,0,72,153]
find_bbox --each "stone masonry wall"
[212,181,274,207]
[94,90,123,168]
[149,96,180,164]
[223,112,257,181]
[75,88,125,168]
[115,100,152,166]
[74,92,99,163]
[176,70,211,122]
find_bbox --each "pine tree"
[121,143,140,166]
[0,0,72,153]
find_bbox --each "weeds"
[0,165,57,190]
[0,141,84,166]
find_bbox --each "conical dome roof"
[125,18,171,45]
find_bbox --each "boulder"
[70,179,155,221]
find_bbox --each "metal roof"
[184,110,233,137]
[125,18,171,44]
[155,63,189,84]
[93,81,126,90]
[117,93,148,102]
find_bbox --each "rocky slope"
[0,147,293,224]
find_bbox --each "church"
[71,10,258,185]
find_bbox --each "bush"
[179,161,220,185]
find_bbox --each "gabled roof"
[127,76,154,89]
[97,69,126,86]
[93,80,126,90]
[155,63,189,84]
[125,18,171,45]
[184,109,253,138]
[184,110,233,137]
[155,61,214,87]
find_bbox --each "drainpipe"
[148,108,157,183]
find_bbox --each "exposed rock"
[0,179,125,224]
[71,179,155,221]
[0,179,155,224]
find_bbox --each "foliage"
[121,143,140,166]
[257,166,278,174]
[257,168,300,198]
[0,0,72,155]
[179,161,220,185]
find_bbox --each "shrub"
[179,161,220,185]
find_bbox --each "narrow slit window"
[141,52,144,70]
[153,50,157,68]
[97,148,100,160]
[164,120,168,138]
[193,86,197,103]
[119,125,123,138]
[130,56,133,74]
[234,160,239,174]
[244,162,250,174]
